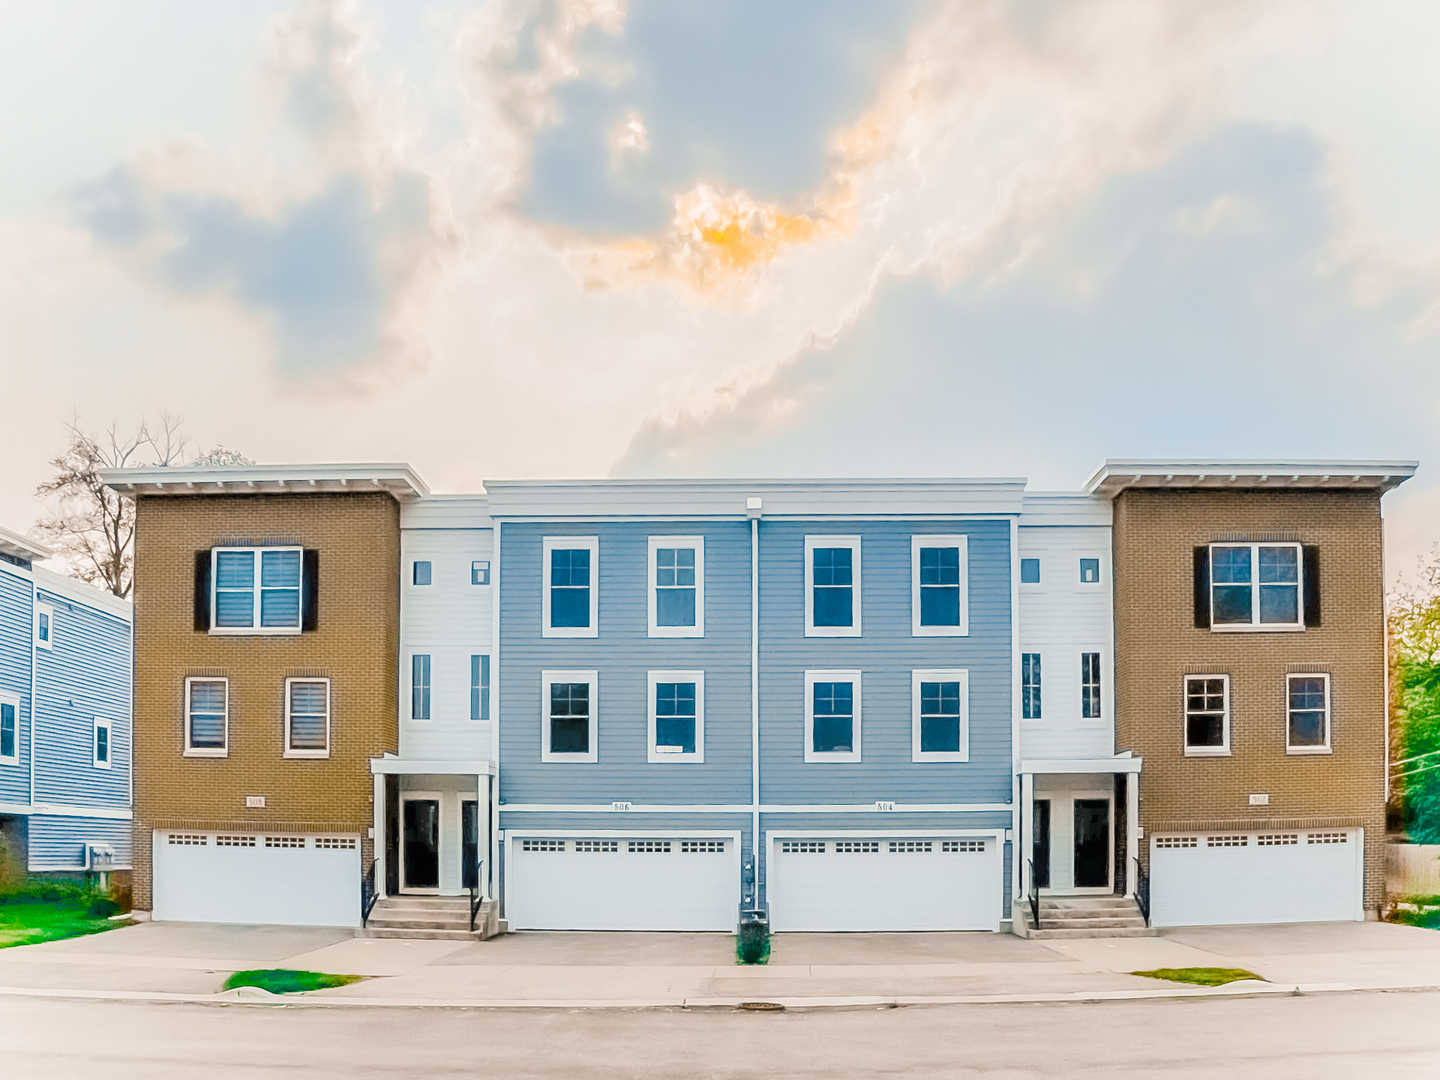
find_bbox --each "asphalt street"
[2,989,1438,1079]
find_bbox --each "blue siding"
[0,567,32,804]
[27,815,133,871]
[33,587,132,810]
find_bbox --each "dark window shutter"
[302,549,319,631]
[194,551,211,631]
[1303,545,1321,627]
[1193,547,1210,629]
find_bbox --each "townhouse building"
[0,525,133,888]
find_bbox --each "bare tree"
[33,415,251,598]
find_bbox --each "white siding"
[1017,524,1114,760]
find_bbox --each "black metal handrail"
[361,859,378,927]
[468,859,486,932]
[1027,859,1040,932]
[1134,857,1150,927]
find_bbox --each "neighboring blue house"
[489,480,1021,932]
[0,524,133,886]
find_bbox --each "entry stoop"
[362,895,500,941]
[1014,895,1156,939]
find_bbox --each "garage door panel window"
[1184,675,1230,755]
[805,671,861,762]
[542,671,598,763]
[912,669,969,762]
[648,671,704,762]
[185,678,228,757]
[285,678,330,758]
[1287,674,1331,754]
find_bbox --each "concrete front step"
[362,926,478,941]
[362,897,501,941]
[367,918,473,931]
[1039,917,1149,930]
[1026,925,1157,940]
[1038,907,1143,920]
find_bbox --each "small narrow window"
[806,535,862,636]
[1081,653,1101,719]
[1021,559,1040,584]
[805,671,861,761]
[413,561,432,586]
[0,697,18,764]
[471,560,490,585]
[285,679,330,757]
[411,655,431,720]
[543,538,599,637]
[1184,675,1230,755]
[542,671,597,762]
[93,718,111,768]
[1022,653,1042,720]
[1287,674,1331,754]
[471,655,490,721]
[1079,558,1100,584]
[36,604,54,649]
[185,678,228,756]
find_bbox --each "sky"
[3,0,1440,583]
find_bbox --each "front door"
[1032,800,1051,889]
[461,800,479,890]
[402,798,440,891]
[1074,799,1110,888]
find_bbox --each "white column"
[372,771,387,901]
[1125,771,1139,898]
[1019,771,1034,899]
[478,774,488,901]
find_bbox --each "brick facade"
[130,492,399,910]
[1113,488,1388,911]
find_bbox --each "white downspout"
[490,521,502,911]
[372,771,386,901]
[1010,517,1021,912]
[29,578,37,809]
[749,504,761,910]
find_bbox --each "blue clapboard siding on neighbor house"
[27,815,132,871]
[0,566,34,805]
[499,521,755,805]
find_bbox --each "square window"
[1287,674,1331,753]
[471,560,490,585]
[413,561,432,586]
[912,669,969,761]
[411,654,431,720]
[804,670,861,762]
[911,535,969,636]
[1184,675,1230,755]
[805,537,861,637]
[185,677,229,756]
[211,547,303,634]
[542,671,598,763]
[1021,559,1040,584]
[1208,543,1303,630]
[1079,558,1100,584]
[1022,653,1041,719]
[648,537,705,637]
[35,604,54,649]
[543,537,599,637]
[648,670,705,762]
[93,718,111,768]
[0,695,19,765]
[285,678,330,757]
[471,654,491,721]
[1081,652,1102,719]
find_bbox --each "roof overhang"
[0,524,53,563]
[101,463,430,500]
[1085,460,1417,498]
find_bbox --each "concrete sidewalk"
[1,921,1439,1008]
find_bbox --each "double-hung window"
[543,537,599,637]
[912,535,969,636]
[471,655,491,721]
[212,547,303,633]
[648,670,704,762]
[804,671,861,762]
[805,536,861,636]
[93,717,112,768]
[411,655,431,720]
[184,677,228,757]
[1081,653,1102,719]
[912,670,969,761]
[1287,674,1331,754]
[0,693,19,765]
[285,678,330,758]
[1183,675,1230,755]
[648,537,704,637]
[541,670,598,763]
[35,603,54,650]
[1207,543,1304,630]
[1022,653,1042,720]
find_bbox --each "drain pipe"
[747,498,762,910]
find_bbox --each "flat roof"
[0,524,53,562]
[101,463,430,500]
[1085,459,1417,497]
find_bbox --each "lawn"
[0,885,124,948]
[1131,967,1265,986]
[223,969,364,994]
[1384,898,1440,929]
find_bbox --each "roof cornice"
[100,463,430,500]
[0,524,54,562]
[1085,459,1418,498]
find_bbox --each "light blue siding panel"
[0,567,33,804]
[27,814,133,871]
[32,588,132,810]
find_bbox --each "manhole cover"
[738,1002,785,1012]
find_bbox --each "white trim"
[0,801,133,820]
[1079,648,1104,721]
[1183,673,1231,757]
[498,802,1015,814]
[804,535,861,637]
[1010,515,1021,903]
[1019,756,1144,775]
[283,677,331,759]
[209,546,304,636]
[647,670,705,763]
[1286,672,1333,755]
[541,670,598,763]
[911,534,969,636]
[406,651,432,720]
[1208,542,1305,632]
[0,691,19,767]
[647,536,705,638]
[542,536,599,638]
[803,670,862,763]
[34,603,54,650]
[370,757,497,775]
[183,677,229,758]
[92,717,112,769]
[470,652,492,722]
[911,669,970,762]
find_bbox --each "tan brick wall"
[1113,488,1388,911]
[130,492,399,909]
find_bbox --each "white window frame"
[0,691,20,766]
[647,536,705,638]
[804,669,862,763]
[471,653,491,722]
[408,652,432,721]
[93,716,112,769]
[1209,542,1305,632]
[541,669,598,764]
[210,546,304,636]
[647,670,705,763]
[542,537,599,639]
[910,534,969,637]
[911,668,969,762]
[35,603,54,650]
[1183,674,1231,757]
[805,535,861,638]
[284,677,331,759]
[1021,652,1042,721]
[1286,672,1332,755]
[1080,651,1103,720]
[184,676,229,758]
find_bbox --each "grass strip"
[223,969,365,994]
[0,889,126,949]
[735,934,770,966]
[1131,967,1264,986]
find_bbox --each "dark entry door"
[403,799,440,890]
[461,800,479,890]
[1032,799,1051,889]
[1074,799,1110,888]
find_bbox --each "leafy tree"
[1389,550,1440,841]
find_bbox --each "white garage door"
[152,831,361,927]
[1150,829,1363,927]
[768,835,1002,932]
[506,835,740,930]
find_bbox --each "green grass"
[0,885,125,949]
[735,933,770,966]
[222,969,365,994]
[1131,967,1265,986]
[1384,898,1440,929]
